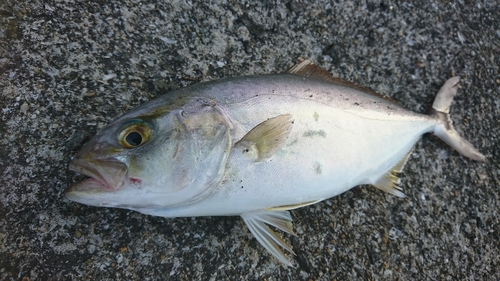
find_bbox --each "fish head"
[65,100,232,212]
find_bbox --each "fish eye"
[117,119,154,148]
[125,131,142,146]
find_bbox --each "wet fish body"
[66,60,484,265]
[138,75,432,215]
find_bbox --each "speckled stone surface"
[1,0,499,280]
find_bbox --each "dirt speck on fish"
[65,59,485,266]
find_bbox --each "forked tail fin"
[431,77,485,161]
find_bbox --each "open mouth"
[66,158,128,194]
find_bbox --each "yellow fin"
[373,150,413,198]
[236,114,293,161]
[391,148,413,173]
[266,199,323,211]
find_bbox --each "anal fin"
[373,150,413,198]
[266,199,323,211]
[241,210,295,266]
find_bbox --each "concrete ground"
[1,0,498,280]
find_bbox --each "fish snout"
[67,158,128,193]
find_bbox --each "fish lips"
[66,158,128,197]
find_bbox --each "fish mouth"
[66,158,128,195]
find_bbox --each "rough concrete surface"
[1,0,499,280]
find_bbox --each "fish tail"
[431,77,485,161]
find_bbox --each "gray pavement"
[1,1,499,280]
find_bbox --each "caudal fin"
[431,77,485,162]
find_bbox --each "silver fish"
[65,59,484,265]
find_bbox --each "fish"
[65,59,485,266]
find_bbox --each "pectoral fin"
[241,210,295,266]
[373,150,413,198]
[236,114,294,161]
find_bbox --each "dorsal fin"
[286,58,339,83]
[286,58,401,105]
